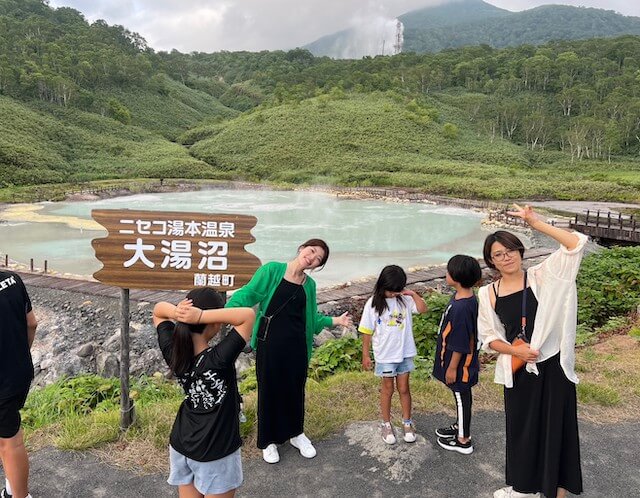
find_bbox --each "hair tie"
[197,309,203,324]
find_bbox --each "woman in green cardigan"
[226,238,351,464]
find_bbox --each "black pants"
[452,389,472,438]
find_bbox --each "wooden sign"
[91,209,261,290]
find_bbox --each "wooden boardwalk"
[569,210,640,245]
[14,248,554,305]
[16,272,185,304]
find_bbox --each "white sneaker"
[403,422,417,443]
[493,486,540,498]
[380,422,397,444]
[262,443,280,464]
[290,433,317,458]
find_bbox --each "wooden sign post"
[91,209,261,430]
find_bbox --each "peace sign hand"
[506,203,538,226]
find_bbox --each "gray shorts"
[168,446,243,494]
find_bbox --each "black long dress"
[495,288,583,498]
[255,278,307,449]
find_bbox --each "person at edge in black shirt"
[153,287,255,498]
[0,270,37,498]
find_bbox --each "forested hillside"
[164,38,640,162]
[400,0,640,53]
[306,0,640,57]
[0,0,639,201]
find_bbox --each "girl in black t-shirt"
[153,288,254,498]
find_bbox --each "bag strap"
[265,284,301,319]
[519,272,528,342]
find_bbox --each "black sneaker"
[435,423,458,438]
[437,436,473,455]
[1,488,12,498]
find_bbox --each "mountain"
[305,0,640,57]
[403,3,640,53]
[399,0,510,31]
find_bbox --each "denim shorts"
[374,357,415,377]
[168,446,243,494]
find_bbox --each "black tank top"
[494,287,539,343]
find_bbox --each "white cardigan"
[478,232,588,388]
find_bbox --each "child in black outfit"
[153,288,255,498]
[432,255,482,455]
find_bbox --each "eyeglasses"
[491,249,520,261]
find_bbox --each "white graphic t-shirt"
[358,295,418,363]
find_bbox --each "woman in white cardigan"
[478,204,586,498]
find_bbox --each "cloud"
[48,0,640,53]
[49,0,441,52]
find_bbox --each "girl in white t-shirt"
[359,265,427,445]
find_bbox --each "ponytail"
[171,322,200,376]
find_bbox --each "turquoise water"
[1,189,503,287]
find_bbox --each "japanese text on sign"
[91,210,260,291]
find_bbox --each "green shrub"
[577,247,640,329]
[107,98,131,124]
[238,366,257,394]
[308,336,362,381]
[442,122,459,139]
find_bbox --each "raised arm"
[402,289,427,314]
[153,301,178,326]
[507,204,579,251]
[175,301,256,342]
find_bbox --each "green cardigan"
[225,261,333,360]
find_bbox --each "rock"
[103,331,121,352]
[77,343,94,358]
[131,350,164,376]
[234,353,253,376]
[31,350,42,366]
[96,353,120,378]
[314,329,335,347]
[338,325,358,339]
[53,356,83,378]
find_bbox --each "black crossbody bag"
[256,286,301,342]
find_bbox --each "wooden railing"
[569,210,640,244]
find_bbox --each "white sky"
[47,0,640,53]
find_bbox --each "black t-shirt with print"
[0,271,34,399]
[432,295,480,391]
[157,321,246,462]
